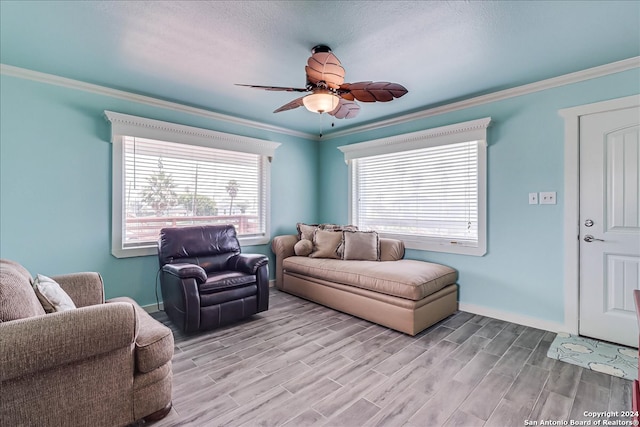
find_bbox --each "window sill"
[111,235,270,259]
[379,233,486,257]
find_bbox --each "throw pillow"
[294,239,313,256]
[343,230,380,261]
[319,223,358,232]
[297,223,319,241]
[318,224,358,258]
[32,274,77,313]
[309,229,342,259]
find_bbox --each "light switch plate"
[529,193,538,205]
[540,191,556,205]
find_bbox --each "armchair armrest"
[162,263,207,283]
[52,272,105,307]
[227,253,269,312]
[0,302,137,381]
[227,254,268,275]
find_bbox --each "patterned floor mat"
[547,332,638,380]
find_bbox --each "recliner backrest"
[158,225,241,273]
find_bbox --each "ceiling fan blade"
[328,99,360,119]
[273,96,305,113]
[340,81,408,102]
[305,51,345,89]
[338,92,355,101]
[235,84,308,92]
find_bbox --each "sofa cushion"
[309,230,342,259]
[0,259,46,321]
[297,223,319,241]
[379,238,405,261]
[343,231,379,261]
[283,257,457,301]
[294,239,313,256]
[33,274,77,313]
[107,297,174,374]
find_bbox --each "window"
[106,111,280,258]
[339,117,490,256]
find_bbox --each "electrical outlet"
[540,191,557,205]
[529,193,538,205]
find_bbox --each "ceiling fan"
[236,45,408,121]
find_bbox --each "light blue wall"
[0,74,318,306]
[2,68,639,326]
[318,69,640,325]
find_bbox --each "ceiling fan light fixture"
[302,91,339,114]
[238,44,407,122]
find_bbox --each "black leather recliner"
[157,224,269,333]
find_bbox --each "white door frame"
[560,94,640,335]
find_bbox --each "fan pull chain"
[319,113,324,138]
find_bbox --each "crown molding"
[104,110,281,158]
[0,63,315,140]
[2,56,638,142]
[338,117,491,162]
[322,56,640,141]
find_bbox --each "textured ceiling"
[1,1,639,137]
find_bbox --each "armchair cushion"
[200,271,256,293]
[108,297,174,374]
[162,263,207,283]
[33,274,76,313]
[0,259,45,321]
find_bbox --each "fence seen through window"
[122,136,264,247]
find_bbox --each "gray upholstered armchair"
[0,259,174,426]
[158,224,269,333]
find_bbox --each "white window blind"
[122,136,266,248]
[340,117,489,256]
[106,111,280,258]
[353,141,478,244]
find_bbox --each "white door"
[579,105,640,348]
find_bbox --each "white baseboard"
[142,302,163,314]
[459,302,565,333]
[269,279,276,288]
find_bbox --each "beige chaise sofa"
[271,231,459,335]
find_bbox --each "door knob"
[584,235,604,243]
[584,219,594,227]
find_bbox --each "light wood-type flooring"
[149,288,633,427]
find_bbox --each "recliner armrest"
[162,263,207,283]
[227,254,268,275]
